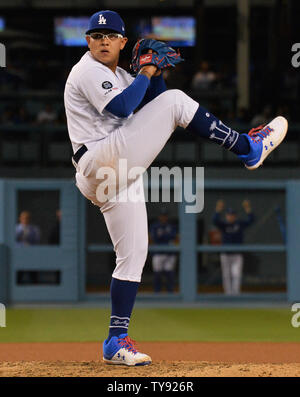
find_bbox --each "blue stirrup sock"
[187,105,250,155]
[108,277,140,340]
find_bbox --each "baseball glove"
[130,38,184,75]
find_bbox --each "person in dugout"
[213,199,255,295]
[149,208,178,293]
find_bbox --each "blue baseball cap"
[86,10,125,36]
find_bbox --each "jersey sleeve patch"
[102,81,113,89]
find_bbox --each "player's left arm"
[213,213,226,230]
[213,200,226,230]
[105,73,151,117]
[138,73,167,109]
[129,39,183,109]
[240,200,255,228]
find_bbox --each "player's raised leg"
[118,89,288,172]
[188,106,288,170]
[117,89,198,171]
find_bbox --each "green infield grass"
[0,308,299,343]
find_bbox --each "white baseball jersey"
[64,51,199,282]
[64,51,134,153]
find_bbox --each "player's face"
[19,212,30,225]
[159,215,168,224]
[86,29,128,71]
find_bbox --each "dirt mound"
[1,361,300,377]
[1,342,300,377]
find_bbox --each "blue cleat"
[238,116,288,170]
[103,333,152,366]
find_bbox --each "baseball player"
[16,211,41,246]
[213,199,255,295]
[64,10,288,366]
[150,209,177,293]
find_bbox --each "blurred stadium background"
[0,0,299,307]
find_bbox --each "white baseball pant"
[220,253,244,295]
[152,254,177,272]
[75,89,199,282]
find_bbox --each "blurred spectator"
[250,105,272,127]
[16,211,41,245]
[191,61,217,90]
[48,209,61,245]
[213,199,255,295]
[36,104,57,124]
[149,208,178,293]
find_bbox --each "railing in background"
[0,178,299,303]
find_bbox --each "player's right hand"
[146,49,162,76]
[139,64,159,78]
[216,199,225,212]
[242,200,251,213]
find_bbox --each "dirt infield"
[0,342,300,377]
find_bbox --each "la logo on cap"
[98,14,107,24]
